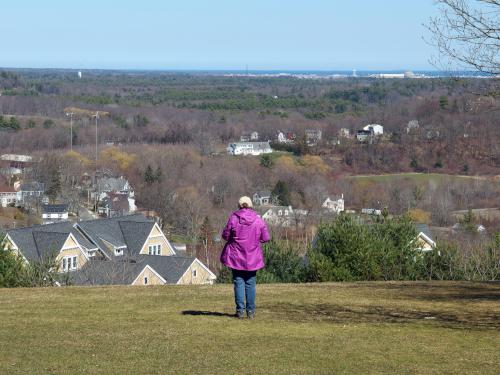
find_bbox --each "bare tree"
[426,0,499,74]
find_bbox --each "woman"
[220,196,270,319]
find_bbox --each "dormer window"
[115,248,123,256]
[148,244,162,255]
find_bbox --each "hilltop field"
[0,282,498,374]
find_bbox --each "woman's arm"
[221,215,234,241]
[260,221,270,243]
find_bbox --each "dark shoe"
[247,311,255,320]
[236,310,245,319]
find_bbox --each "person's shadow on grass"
[182,310,235,318]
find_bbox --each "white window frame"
[62,256,77,272]
[148,244,161,255]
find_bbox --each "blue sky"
[1,0,439,70]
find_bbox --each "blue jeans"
[232,269,257,313]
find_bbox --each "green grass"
[0,282,499,374]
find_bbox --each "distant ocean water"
[207,69,490,78]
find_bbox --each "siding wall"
[178,261,215,285]
[139,225,175,256]
[132,267,165,286]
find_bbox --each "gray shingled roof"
[7,222,81,262]
[42,204,68,214]
[76,214,155,257]
[415,223,434,242]
[7,214,157,262]
[71,255,197,286]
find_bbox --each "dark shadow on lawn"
[262,302,499,330]
[336,282,500,302]
[182,310,235,318]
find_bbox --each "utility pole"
[92,111,100,214]
[92,111,99,166]
[66,112,74,151]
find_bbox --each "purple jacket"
[220,208,270,271]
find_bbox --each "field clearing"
[0,282,498,374]
[345,172,496,184]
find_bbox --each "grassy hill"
[0,282,498,374]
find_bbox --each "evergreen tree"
[46,167,61,202]
[155,166,162,183]
[271,180,291,206]
[439,95,449,110]
[144,165,155,184]
[260,154,273,168]
[8,116,20,131]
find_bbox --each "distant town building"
[276,130,295,144]
[227,142,273,156]
[361,208,382,216]
[322,195,345,213]
[338,128,351,138]
[260,205,308,227]
[305,129,322,145]
[240,131,259,142]
[0,154,34,176]
[363,124,384,135]
[0,183,17,207]
[42,204,69,225]
[16,182,45,204]
[406,120,420,133]
[253,191,272,206]
[356,129,373,142]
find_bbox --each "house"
[240,131,259,142]
[16,182,45,205]
[406,120,420,133]
[414,223,436,252]
[260,205,308,227]
[227,142,273,156]
[305,129,322,145]
[42,204,69,225]
[3,214,216,285]
[361,208,382,216]
[0,183,17,207]
[322,195,345,213]
[96,176,134,196]
[97,193,131,218]
[277,131,296,143]
[338,128,351,138]
[0,154,34,175]
[363,124,384,135]
[356,129,373,142]
[253,191,272,206]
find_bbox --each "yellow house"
[5,214,216,286]
[4,227,89,272]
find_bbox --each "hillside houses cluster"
[3,214,216,286]
[252,191,345,227]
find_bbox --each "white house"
[0,184,17,207]
[322,195,345,213]
[253,191,272,206]
[42,204,69,225]
[241,131,259,142]
[414,224,436,252]
[227,142,273,156]
[261,205,308,227]
[406,120,420,133]
[338,128,351,138]
[363,124,384,135]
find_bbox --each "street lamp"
[66,112,74,151]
